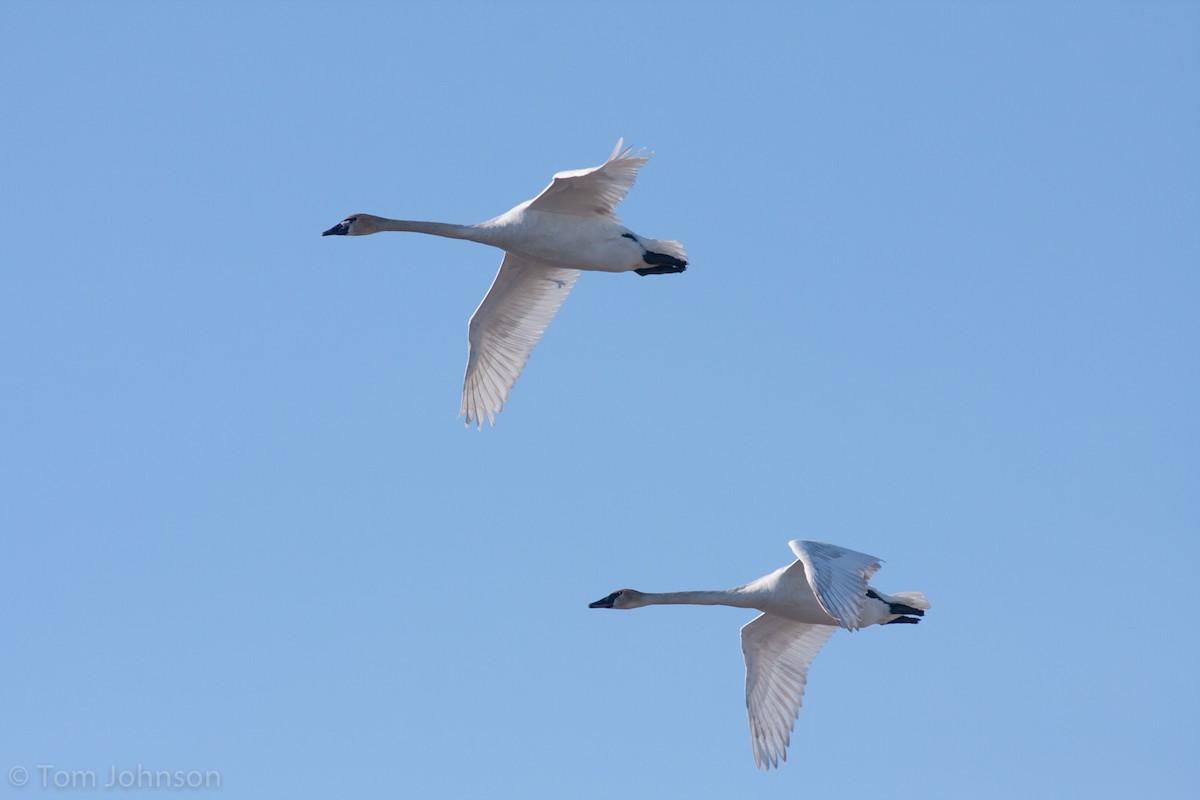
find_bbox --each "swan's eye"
[613,591,624,597]
[346,217,357,224]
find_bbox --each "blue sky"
[2,1,1197,797]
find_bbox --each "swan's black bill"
[589,592,620,609]
[322,222,350,236]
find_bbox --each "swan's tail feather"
[641,238,688,264]
[634,238,688,277]
[649,239,687,264]
[886,591,931,611]
[879,590,928,625]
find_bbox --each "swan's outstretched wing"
[526,139,650,218]
[741,613,837,770]
[788,540,882,631]
[461,253,579,428]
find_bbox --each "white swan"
[589,539,930,770]
[322,140,687,428]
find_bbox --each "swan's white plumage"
[462,255,579,427]
[788,539,882,631]
[741,615,836,770]
[323,139,685,428]
[526,139,648,218]
[589,539,928,770]
[459,141,649,426]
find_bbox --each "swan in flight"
[589,539,930,770]
[322,140,687,428]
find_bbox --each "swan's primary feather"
[461,254,579,427]
[788,540,882,631]
[741,614,837,770]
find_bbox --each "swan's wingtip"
[608,137,651,163]
[459,406,497,430]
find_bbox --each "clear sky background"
[2,1,1197,797]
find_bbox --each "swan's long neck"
[637,589,758,609]
[373,218,484,242]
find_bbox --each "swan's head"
[588,589,647,610]
[322,214,380,236]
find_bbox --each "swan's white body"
[322,140,687,428]
[589,540,930,770]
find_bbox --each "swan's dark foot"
[866,589,925,617]
[634,264,687,275]
[635,251,688,276]
[889,602,925,616]
[884,616,921,625]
